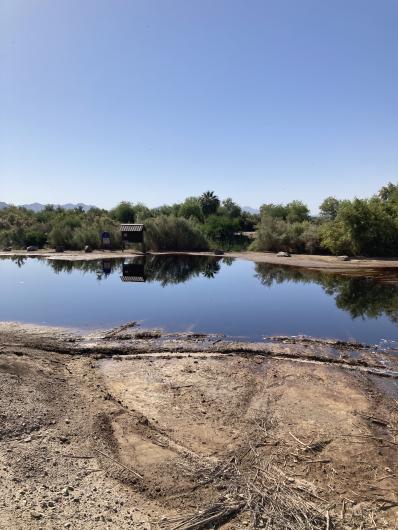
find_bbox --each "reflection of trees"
[144,255,221,286]
[12,256,27,268]
[48,259,123,276]
[255,263,398,324]
[222,257,235,266]
[322,277,398,323]
[45,255,222,286]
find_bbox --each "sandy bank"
[1,249,398,273]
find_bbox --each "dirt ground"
[1,249,398,273]
[0,322,397,529]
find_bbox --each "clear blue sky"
[1,0,397,211]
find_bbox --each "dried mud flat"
[0,322,398,529]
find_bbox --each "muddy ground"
[0,322,398,529]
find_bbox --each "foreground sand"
[1,249,398,273]
[0,322,397,529]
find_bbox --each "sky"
[1,0,397,211]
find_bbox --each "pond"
[1,255,397,346]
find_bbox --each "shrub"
[144,216,208,251]
[320,198,398,256]
[250,217,317,253]
[178,197,204,223]
[202,215,240,243]
[110,202,135,223]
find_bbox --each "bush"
[320,198,398,256]
[178,197,204,223]
[110,202,135,223]
[250,217,319,253]
[144,216,208,251]
[202,215,240,243]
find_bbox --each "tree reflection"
[49,259,123,275]
[144,255,221,286]
[45,255,222,286]
[255,263,398,323]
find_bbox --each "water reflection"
[3,255,398,327]
[255,263,398,324]
[1,255,397,341]
[121,262,146,282]
[46,255,225,286]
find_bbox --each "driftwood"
[102,321,138,339]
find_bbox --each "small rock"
[26,245,38,252]
[338,255,350,261]
[24,436,32,443]
[276,251,291,257]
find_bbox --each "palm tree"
[199,191,220,216]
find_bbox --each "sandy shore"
[1,249,398,273]
[0,322,397,529]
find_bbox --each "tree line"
[252,182,398,256]
[0,183,397,256]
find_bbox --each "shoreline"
[1,248,398,274]
[0,321,397,528]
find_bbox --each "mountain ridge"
[0,202,96,212]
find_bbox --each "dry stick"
[341,499,345,522]
[304,459,331,464]
[61,454,95,459]
[103,321,137,339]
[93,448,143,479]
[288,432,308,447]
[48,359,72,373]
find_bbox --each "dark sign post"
[101,231,111,249]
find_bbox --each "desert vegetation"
[251,182,398,256]
[1,183,397,256]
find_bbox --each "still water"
[1,255,397,345]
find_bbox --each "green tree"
[220,198,241,218]
[378,182,398,203]
[319,196,340,220]
[259,203,287,220]
[179,197,204,222]
[320,198,398,256]
[259,201,309,223]
[203,215,240,243]
[133,202,153,222]
[285,201,310,223]
[110,202,135,223]
[199,191,220,216]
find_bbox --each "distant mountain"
[242,206,259,214]
[0,202,96,212]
